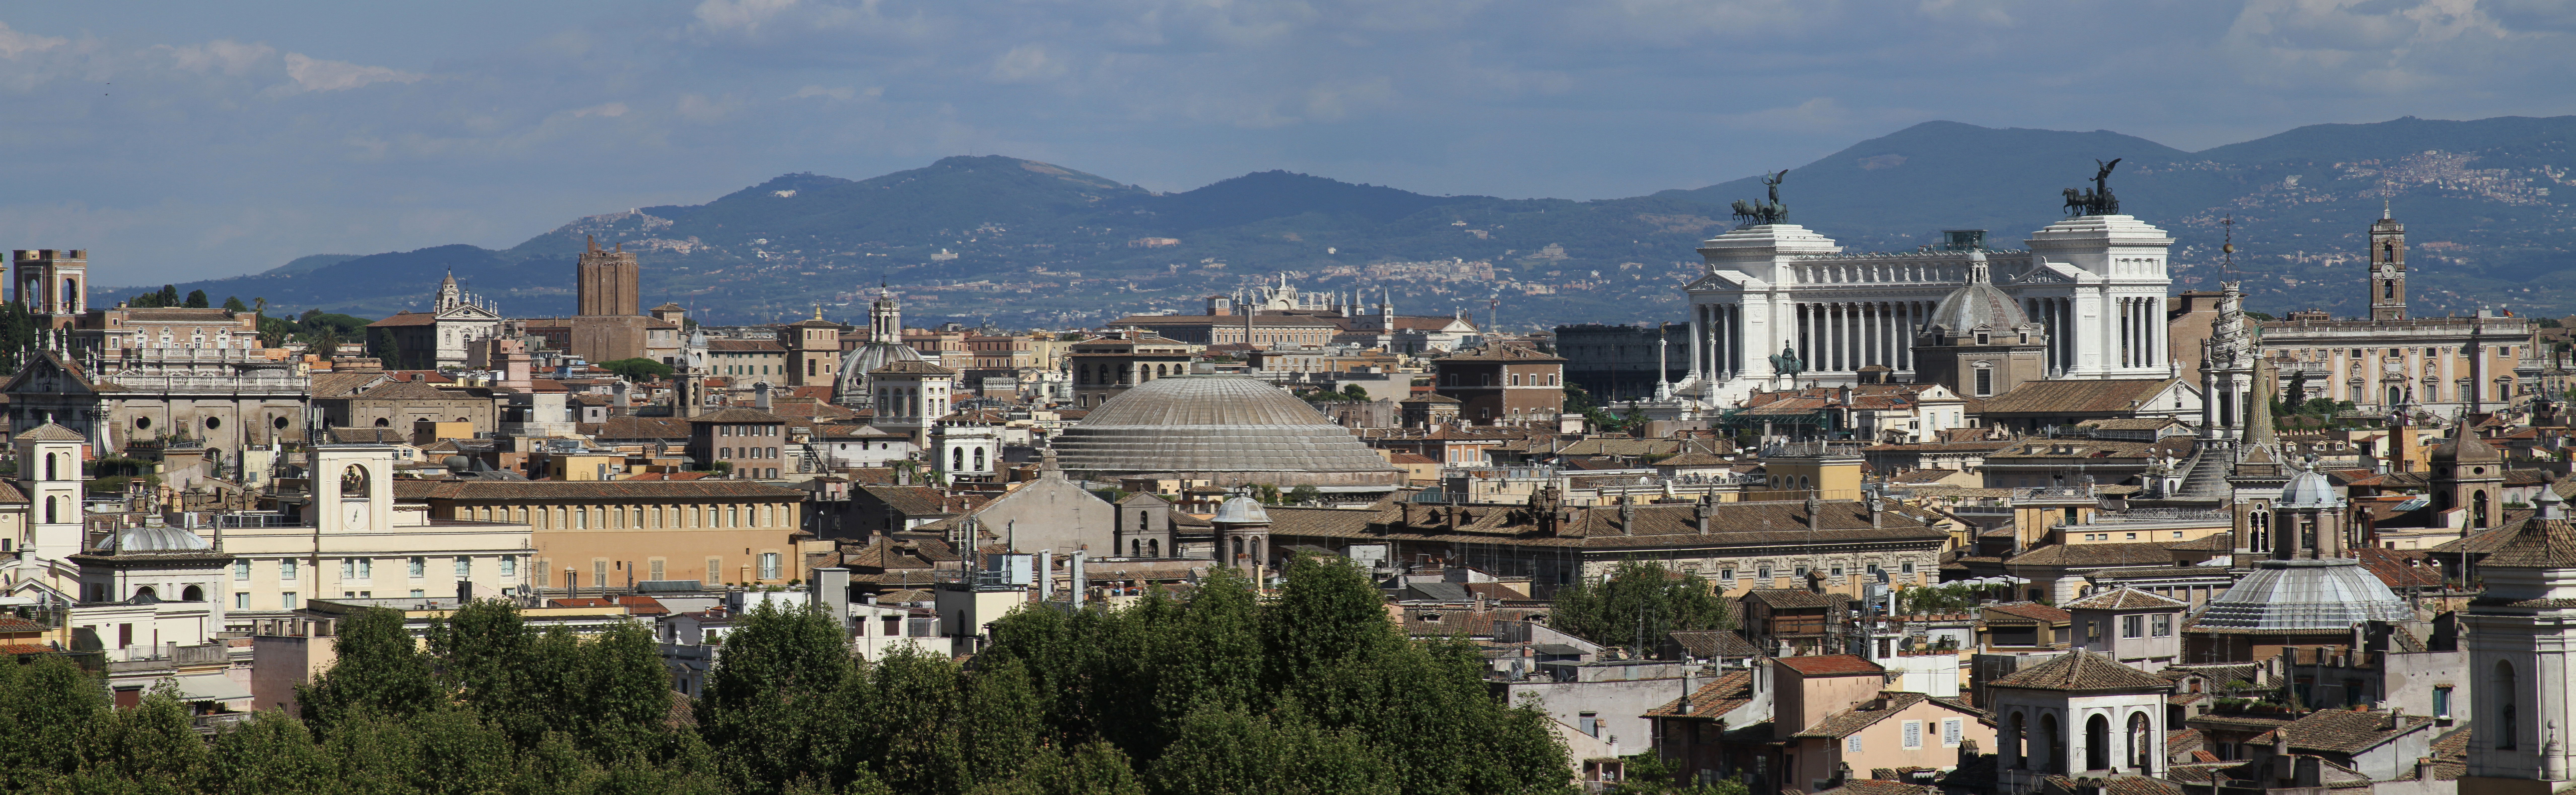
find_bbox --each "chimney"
[2388,707,2403,731]
[1694,496,1711,535]
[2272,730,2290,760]
[1619,502,1634,536]
[755,382,772,411]
[1869,494,1883,528]
[1958,739,1979,770]
[1037,550,1054,601]
[1071,551,1087,608]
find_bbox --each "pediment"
[0,352,96,397]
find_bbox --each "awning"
[170,674,252,702]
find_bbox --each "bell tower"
[2368,203,2407,321]
[12,249,86,329]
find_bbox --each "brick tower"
[577,236,640,317]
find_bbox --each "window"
[2122,615,2144,639]
[1974,368,1993,396]
[1829,566,1843,577]
[281,592,299,610]
[1901,561,1915,575]
[2433,686,2453,718]
[760,552,783,580]
[706,558,723,584]
[456,557,471,578]
[1847,736,1863,753]
[411,590,426,599]
[650,559,665,580]
[234,560,251,581]
[409,556,426,577]
[594,559,608,587]
[2152,614,2173,637]
[1903,720,1922,749]
[233,592,249,609]
[1758,564,1772,579]
[281,559,298,580]
[1719,569,1735,582]
[500,555,517,577]
[2497,661,2519,748]
[1943,718,1962,747]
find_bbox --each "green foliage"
[185,289,210,308]
[1617,751,1747,795]
[1548,559,1733,649]
[601,357,678,381]
[0,568,1573,795]
[223,295,251,312]
[1898,583,1981,616]
[0,301,37,374]
[1284,485,1320,505]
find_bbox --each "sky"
[2,0,2573,285]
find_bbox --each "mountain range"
[106,115,2576,330]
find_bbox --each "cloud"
[675,93,742,122]
[163,39,275,75]
[0,22,66,59]
[694,0,805,34]
[281,53,426,92]
[572,102,630,118]
[989,45,1066,83]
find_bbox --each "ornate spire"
[2245,354,2277,449]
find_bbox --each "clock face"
[344,503,368,531]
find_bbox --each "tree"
[296,607,441,734]
[223,295,250,312]
[1285,485,1321,505]
[157,285,180,307]
[697,600,855,795]
[184,289,210,308]
[202,711,334,794]
[307,327,342,359]
[1549,559,1733,650]
[600,357,677,381]
[0,300,38,373]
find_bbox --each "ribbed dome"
[2429,433,2500,463]
[834,342,924,405]
[1213,496,1271,524]
[2193,559,2413,632]
[2278,468,2341,509]
[1924,252,2030,333]
[95,526,214,554]
[1052,376,1403,487]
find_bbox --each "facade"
[1678,217,2176,407]
[312,379,498,436]
[1987,650,2172,787]
[869,360,957,447]
[2259,209,2537,417]
[780,314,844,388]
[1552,323,1689,401]
[4,351,309,471]
[13,248,88,327]
[365,272,505,370]
[400,477,808,588]
[1066,331,1196,409]
[686,408,789,480]
[1431,344,1567,426]
[1910,252,2050,400]
[2462,487,2576,790]
[706,339,787,384]
[228,445,538,615]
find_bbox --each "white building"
[1680,217,2177,406]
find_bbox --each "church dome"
[1213,496,1271,525]
[1924,252,2031,334]
[2191,559,2413,632]
[2278,467,2341,509]
[1050,375,1403,487]
[94,526,215,554]
[834,342,923,404]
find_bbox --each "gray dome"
[2278,468,2341,509]
[96,526,214,554]
[2193,559,2413,632]
[1052,376,1403,487]
[834,341,923,405]
[1213,496,1271,524]
[1924,252,2031,333]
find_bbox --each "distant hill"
[109,116,2576,329]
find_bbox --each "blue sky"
[4,0,2572,284]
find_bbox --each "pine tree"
[185,289,210,308]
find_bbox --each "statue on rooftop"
[2061,158,2122,216]
[1732,170,1791,227]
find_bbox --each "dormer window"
[1975,332,1990,345]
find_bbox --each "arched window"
[2474,490,2491,529]
[1131,540,1141,556]
[2128,712,2154,774]
[2041,713,2064,774]
[952,447,965,470]
[2081,710,2102,767]
[44,453,55,481]
[1231,537,1244,559]
[61,278,76,311]
[972,448,986,471]
[2387,386,2402,407]
[1149,539,1161,557]
[340,465,370,496]
[2008,712,2027,769]
[2498,661,2520,749]
[182,585,204,602]
[2383,280,2396,299]
[44,496,58,524]
[133,586,157,602]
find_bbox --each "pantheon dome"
[1050,375,1404,488]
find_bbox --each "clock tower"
[2368,203,2408,321]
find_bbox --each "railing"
[1764,441,1864,458]
[2012,486,2094,501]
[2082,508,2231,524]
[213,513,306,529]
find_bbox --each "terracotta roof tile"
[1774,654,1884,677]
[1985,602,2072,623]
[393,479,802,501]
[2249,709,2434,756]
[1974,378,2184,416]
[1643,669,1754,717]
[2062,587,2188,612]
[1988,650,2169,692]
